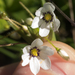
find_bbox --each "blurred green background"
[0,0,75,66]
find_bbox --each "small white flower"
[21,38,54,75]
[31,2,60,37]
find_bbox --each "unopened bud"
[9,31,21,40]
[25,18,33,25]
[22,25,29,34]
[0,11,7,18]
[57,49,69,60]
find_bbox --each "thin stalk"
[0,48,17,59]
[11,19,22,26]
[0,42,26,47]
[41,0,46,5]
[68,0,75,48]
[47,0,75,26]
[45,37,60,51]
[3,17,32,44]
[5,46,22,51]
[52,2,75,26]
[0,35,27,47]
[19,2,34,19]
[48,29,56,41]
[4,17,20,30]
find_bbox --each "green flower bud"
[25,18,33,25]
[57,49,69,60]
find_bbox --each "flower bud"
[9,31,21,40]
[25,18,33,25]
[0,11,7,19]
[22,25,30,34]
[57,49,69,60]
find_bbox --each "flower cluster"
[21,2,60,75]
[21,38,54,75]
[31,2,60,37]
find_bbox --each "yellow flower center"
[31,48,38,57]
[44,13,52,21]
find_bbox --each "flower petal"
[39,28,50,37]
[47,22,52,28]
[39,20,46,28]
[40,14,43,19]
[43,2,55,13]
[52,13,60,32]
[22,45,31,54]
[41,7,47,13]
[31,38,43,48]
[40,57,51,70]
[35,7,43,16]
[31,17,39,28]
[21,53,30,66]
[40,46,54,56]
[39,51,48,59]
[29,57,40,75]
[38,19,45,27]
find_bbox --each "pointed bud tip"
[57,49,69,60]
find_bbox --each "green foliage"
[0,19,10,33]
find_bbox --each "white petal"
[22,45,31,54]
[35,7,43,16]
[40,21,47,28]
[31,17,39,28]
[47,22,52,28]
[41,7,47,13]
[21,53,30,66]
[40,46,54,56]
[52,14,60,32]
[40,14,43,19]
[38,19,45,27]
[29,57,40,75]
[39,28,50,37]
[40,57,51,70]
[43,2,55,12]
[39,51,48,59]
[31,38,43,48]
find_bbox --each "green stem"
[19,2,34,19]
[0,35,27,47]
[0,47,17,59]
[4,17,20,30]
[41,0,46,5]
[45,37,60,51]
[5,46,21,51]
[48,29,56,41]
[3,17,33,44]
[11,19,22,26]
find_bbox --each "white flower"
[21,38,54,75]
[31,2,60,37]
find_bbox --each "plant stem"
[0,48,17,59]
[48,29,56,41]
[4,17,20,30]
[45,37,60,51]
[19,2,34,19]
[52,2,75,26]
[11,19,22,26]
[68,0,75,48]
[0,35,27,47]
[41,0,46,5]
[47,0,75,26]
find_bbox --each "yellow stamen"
[31,49,38,56]
[44,13,52,21]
